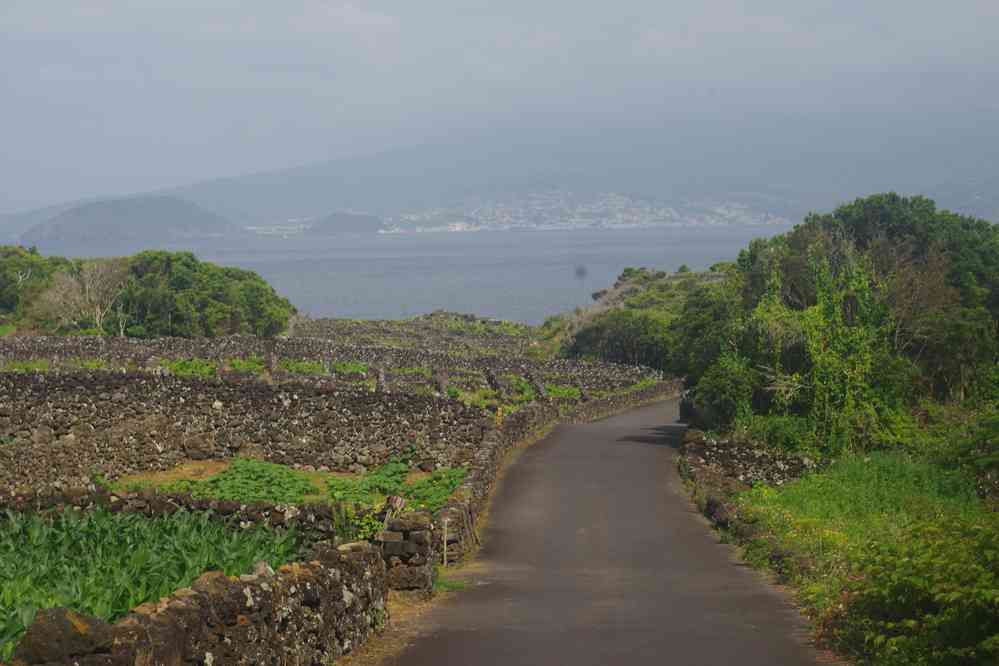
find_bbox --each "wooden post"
[442,517,449,567]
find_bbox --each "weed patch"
[545,383,581,400]
[158,458,318,505]
[1,359,50,373]
[332,360,369,375]
[280,358,326,375]
[228,356,266,374]
[737,452,998,664]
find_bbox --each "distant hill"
[307,211,383,234]
[19,196,244,253]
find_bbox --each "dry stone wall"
[8,542,387,666]
[0,372,486,495]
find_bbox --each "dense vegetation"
[0,247,295,338]
[0,508,301,660]
[564,194,999,664]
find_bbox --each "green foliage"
[452,387,501,411]
[738,453,995,665]
[506,375,537,404]
[227,356,266,374]
[327,462,466,512]
[162,458,317,505]
[118,251,295,338]
[0,245,68,318]
[161,358,217,379]
[433,567,469,592]
[403,468,467,511]
[566,308,671,370]
[693,353,756,430]
[68,358,108,370]
[837,521,999,664]
[332,360,369,375]
[1,359,50,373]
[544,384,582,400]
[279,358,326,375]
[0,324,14,337]
[0,508,300,660]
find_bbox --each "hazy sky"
[3,1,998,213]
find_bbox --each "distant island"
[19,196,244,252]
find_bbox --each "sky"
[2,1,998,213]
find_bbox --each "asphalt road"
[386,399,823,666]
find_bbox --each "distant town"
[244,190,790,237]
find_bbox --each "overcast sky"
[2,1,998,213]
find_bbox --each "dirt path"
[381,400,824,665]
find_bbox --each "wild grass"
[0,324,15,338]
[0,508,300,661]
[1,359,50,373]
[332,360,369,375]
[738,452,998,663]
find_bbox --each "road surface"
[386,399,822,665]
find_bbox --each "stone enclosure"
[0,328,678,664]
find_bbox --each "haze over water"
[203,226,787,323]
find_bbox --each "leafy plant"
[228,356,266,374]
[162,458,317,505]
[332,360,369,376]
[279,358,326,375]
[544,384,582,400]
[161,358,217,379]
[0,508,300,660]
[1,359,50,373]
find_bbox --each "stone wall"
[8,542,387,666]
[0,335,655,396]
[0,372,486,494]
[429,378,684,564]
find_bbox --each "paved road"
[387,400,822,666]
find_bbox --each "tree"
[28,259,128,332]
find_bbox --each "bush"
[693,353,757,430]
[737,413,816,452]
[835,520,999,664]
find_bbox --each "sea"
[203,226,790,324]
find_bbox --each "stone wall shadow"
[617,422,687,448]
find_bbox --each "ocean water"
[205,226,790,324]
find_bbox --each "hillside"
[19,196,245,253]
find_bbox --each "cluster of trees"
[569,194,999,457]
[0,248,295,338]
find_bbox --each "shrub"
[506,375,537,404]
[693,353,757,430]
[737,413,816,452]
[835,520,999,664]
[161,358,217,379]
